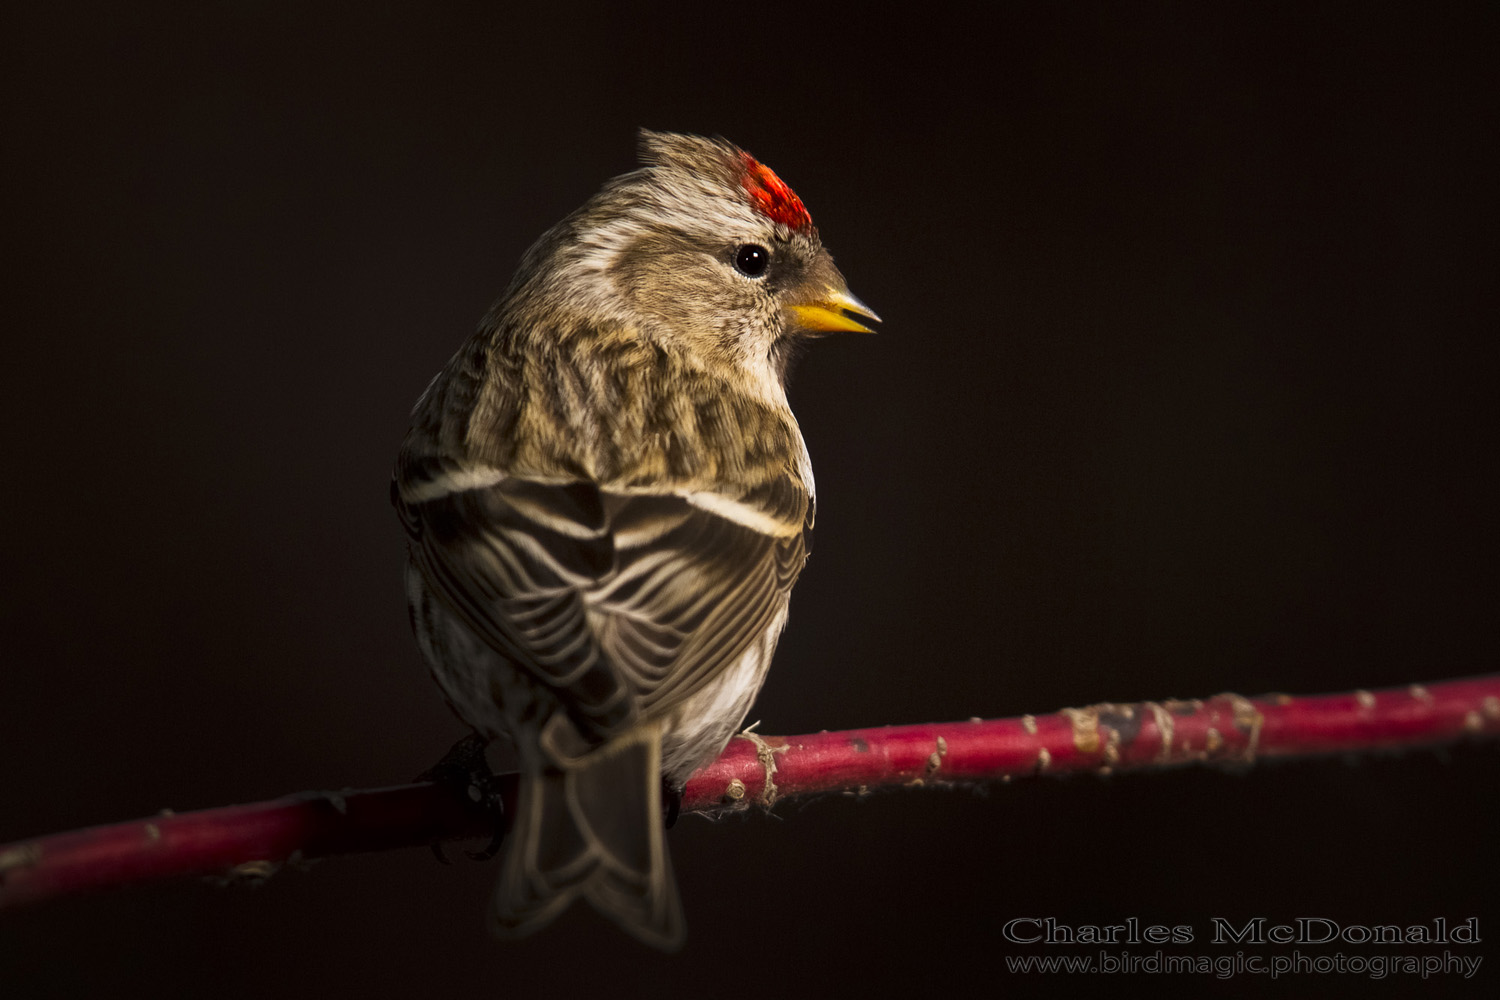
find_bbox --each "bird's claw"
[662,778,682,830]
[417,733,507,863]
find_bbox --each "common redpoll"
[393,130,876,949]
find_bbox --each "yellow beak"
[787,286,882,335]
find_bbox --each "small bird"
[393,130,876,949]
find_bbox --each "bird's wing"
[395,461,808,739]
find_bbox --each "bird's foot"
[417,732,507,862]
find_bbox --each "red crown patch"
[740,152,812,231]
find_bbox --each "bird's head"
[500,130,878,380]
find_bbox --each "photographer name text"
[1002,916,1480,946]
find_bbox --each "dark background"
[2,4,1496,997]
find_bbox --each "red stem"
[3,674,1496,912]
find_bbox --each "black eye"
[733,243,770,278]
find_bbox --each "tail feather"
[490,724,684,950]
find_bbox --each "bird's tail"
[490,721,684,950]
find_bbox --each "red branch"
[3,674,1497,912]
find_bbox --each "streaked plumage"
[394,131,875,949]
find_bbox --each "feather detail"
[397,474,807,738]
[492,721,685,951]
